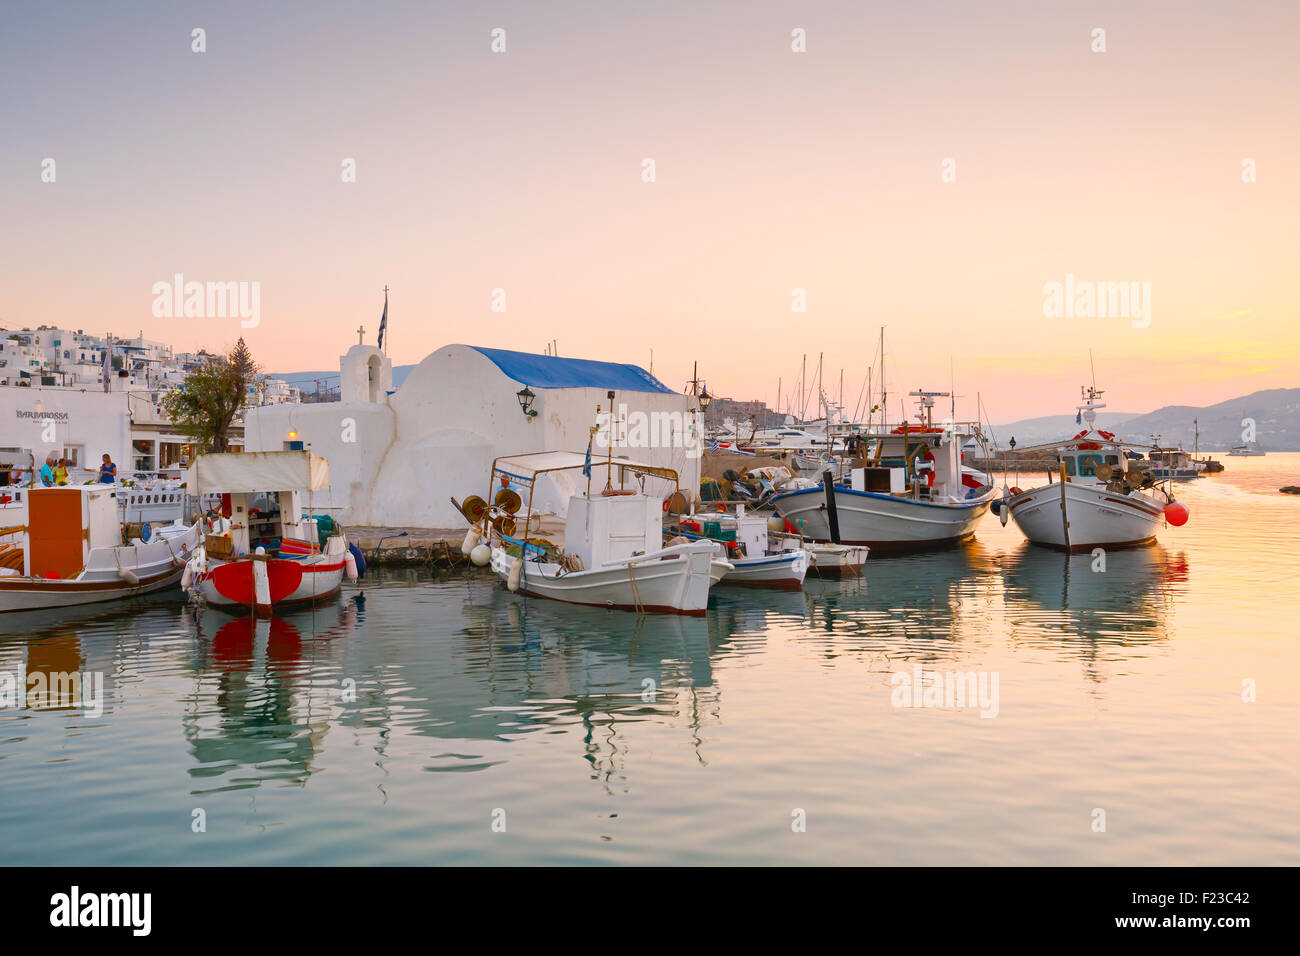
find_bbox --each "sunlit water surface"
[2,456,1297,865]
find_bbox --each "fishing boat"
[1189,417,1224,474]
[673,506,812,589]
[461,450,724,615]
[805,541,869,578]
[1145,439,1204,481]
[181,451,357,616]
[0,484,200,612]
[992,386,1189,551]
[771,391,998,551]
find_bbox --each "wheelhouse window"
[1077,454,1103,476]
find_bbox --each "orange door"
[28,489,85,579]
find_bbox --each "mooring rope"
[627,562,645,615]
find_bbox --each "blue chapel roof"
[464,345,675,394]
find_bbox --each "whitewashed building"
[243,343,703,528]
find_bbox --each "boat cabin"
[1058,447,1125,479]
[6,486,120,578]
[486,451,681,569]
[847,424,984,502]
[186,451,329,559]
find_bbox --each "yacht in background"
[1228,441,1266,457]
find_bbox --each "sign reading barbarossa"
[15,409,70,421]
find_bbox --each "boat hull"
[195,556,346,615]
[0,521,200,613]
[718,549,810,590]
[491,542,719,615]
[0,565,183,612]
[1007,482,1164,551]
[806,542,869,578]
[773,486,994,551]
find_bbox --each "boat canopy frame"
[488,450,681,520]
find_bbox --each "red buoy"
[1164,501,1190,526]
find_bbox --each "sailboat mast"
[880,327,887,427]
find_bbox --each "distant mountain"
[997,388,1300,451]
[991,412,1139,448]
[274,365,416,395]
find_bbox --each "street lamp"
[698,386,711,412]
[516,386,538,418]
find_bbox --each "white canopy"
[186,451,330,494]
[493,450,678,482]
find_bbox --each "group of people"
[1,453,117,488]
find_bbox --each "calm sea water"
[2,456,1297,865]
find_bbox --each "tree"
[162,338,263,452]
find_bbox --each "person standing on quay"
[98,454,117,483]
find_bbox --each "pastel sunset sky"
[2,0,1296,421]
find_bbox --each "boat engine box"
[851,467,904,494]
[565,493,662,569]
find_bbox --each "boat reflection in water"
[184,596,365,791]
[796,539,1002,660]
[996,542,1187,679]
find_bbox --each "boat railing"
[599,540,716,569]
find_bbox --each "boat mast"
[880,327,886,428]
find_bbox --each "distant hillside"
[990,412,1139,448]
[997,388,1300,451]
[274,365,416,396]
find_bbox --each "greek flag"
[377,295,387,351]
[102,335,112,393]
[582,433,593,479]
[710,440,720,453]
[1076,409,1082,425]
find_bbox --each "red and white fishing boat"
[182,451,357,616]
[992,386,1189,551]
[0,485,200,612]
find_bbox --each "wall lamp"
[517,386,538,418]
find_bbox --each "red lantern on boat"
[1164,501,1190,526]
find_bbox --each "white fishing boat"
[772,391,998,551]
[463,450,725,615]
[1145,439,1204,480]
[674,506,811,589]
[805,541,869,578]
[181,451,357,616]
[992,386,1189,552]
[0,485,200,612]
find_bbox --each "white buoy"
[470,543,492,567]
[507,556,523,591]
[180,565,193,590]
[116,568,140,586]
[461,529,479,555]
[344,550,359,580]
[767,515,785,532]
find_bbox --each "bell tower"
[340,337,392,403]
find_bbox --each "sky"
[2,0,1297,422]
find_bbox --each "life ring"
[1010,486,1023,495]
[662,497,671,513]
